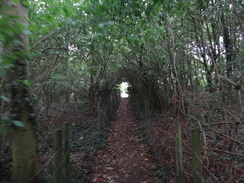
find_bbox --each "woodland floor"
[0,98,162,183]
[89,98,161,183]
[1,94,243,182]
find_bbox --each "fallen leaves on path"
[90,99,162,183]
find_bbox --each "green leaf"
[23,29,31,35]
[88,69,97,76]
[0,70,5,77]
[17,79,32,87]
[12,0,19,3]
[98,21,114,28]
[22,0,29,6]
[0,56,15,66]
[22,80,32,87]
[0,127,4,134]
[0,95,10,103]
[1,116,11,123]
[78,71,84,75]
[12,120,24,127]
[62,7,70,17]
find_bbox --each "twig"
[218,74,244,92]
[205,148,244,157]
[208,127,244,145]
[202,122,240,127]
[223,108,242,124]
[32,30,58,47]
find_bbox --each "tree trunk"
[90,43,95,111]
[3,1,40,182]
[221,15,233,77]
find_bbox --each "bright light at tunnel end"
[120,82,129,98]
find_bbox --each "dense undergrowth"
[0,99,119,183]
[38,100,119,183]
[131,90,244,182]
[69,120,111,182]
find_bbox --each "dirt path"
[90,98,161,183]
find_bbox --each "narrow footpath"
[90,98,161,183]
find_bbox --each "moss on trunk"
[3,1,41,182]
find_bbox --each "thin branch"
[218,74,244,92]
[223,108,242,124]
[208,127,244,145]
[206,148,244,157]
[32,30,58,48]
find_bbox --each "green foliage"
[1,0,242,108]
[0,95,10,103]
[12,120,24,127]
[71,123,109,152]
[0,0,243,182]
[156,169,167,180]
[18,79,32,87]
[0,116,24,134]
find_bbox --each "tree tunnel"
[0,0,243,182]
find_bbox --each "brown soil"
[90,98,162,183]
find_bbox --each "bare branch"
[208,127,244,145]
[206,148,244,157]
[218,74,244,92]
[32,30,58,48]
